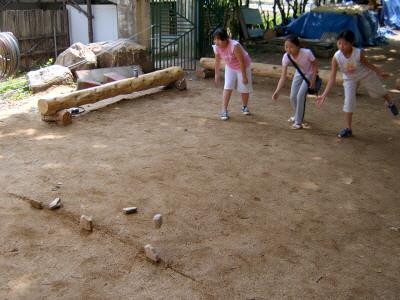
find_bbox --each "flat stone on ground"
[123,207,137,214]
[29,199,43,209]
[144,244,160,262]
[48,198,61,210]
[80,215,93,231]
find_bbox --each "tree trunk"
[199,57,343,85]
[38,67,184,115]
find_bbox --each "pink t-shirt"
[212,39,251,70]
[282,48,315,76]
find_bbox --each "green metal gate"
[150,0,228,70]
[150,0,197,70]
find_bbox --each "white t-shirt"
[334,47,370,81]
[282,48,315,76]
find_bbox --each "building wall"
[67,4,119,44]
[109,0,150,48]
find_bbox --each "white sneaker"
[291,123,302,130]
[241,106,251,115]
[220,111,229,121]
[287,116,295,123]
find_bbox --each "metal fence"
[150,0,228,70]
[150,0,196,70]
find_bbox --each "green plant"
[31,57,55,71]
[0,76,31,101]
[44,58,54,67]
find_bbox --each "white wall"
[67,4,118,44]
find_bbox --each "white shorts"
[224,65,253,93]
[343,71,387,113]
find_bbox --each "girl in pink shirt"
[213,28,253,120]
[272,35,318,129]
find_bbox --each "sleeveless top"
[334,47,370,81]
[212,39,251,70]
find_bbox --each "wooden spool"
[41,109,72,126]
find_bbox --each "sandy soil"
[1,37,400,299]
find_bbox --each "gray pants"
[290,74,310,125]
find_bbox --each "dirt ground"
[1,35,400,299]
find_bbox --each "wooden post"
[53,24,58,58]
[87,0,94,43]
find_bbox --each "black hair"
[285,34,300,47]
[337,30,355,44]
[213,28,229,41]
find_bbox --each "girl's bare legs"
[383,93,398,115]
[222,89,233,112]
[345,112,353,130]
[241,93,249,107]
[383,93,392,104]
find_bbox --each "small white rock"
[80,215,93,232]
[123,207,137,214]
[29,199,43,209]
[48,197,61,210]
[153,214,163,229]
[144,244,160,262]
[343,177,354,185]
[56,182,63,187]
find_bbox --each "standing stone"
[153,214,163,229]
[56,42,97,71]
[144,244,160,262]
[87,40,152,72]
[80,215,93,232]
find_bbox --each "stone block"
[80,215,93,232]
[153,214,163,229]
[144,244,160,262]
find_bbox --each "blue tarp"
[383,0,400,29]
[284,10,380,46]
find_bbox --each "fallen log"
[199,57,343,85]
[38,66,184,115]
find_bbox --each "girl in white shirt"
[317,30,398,138]
[272,35,318,129]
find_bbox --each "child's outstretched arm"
[360,50,389,78]
[233,45,248,84]
[214,53,221,86]
[272,66,288,101]
[316,58,338,108]
[309,59,319,89]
